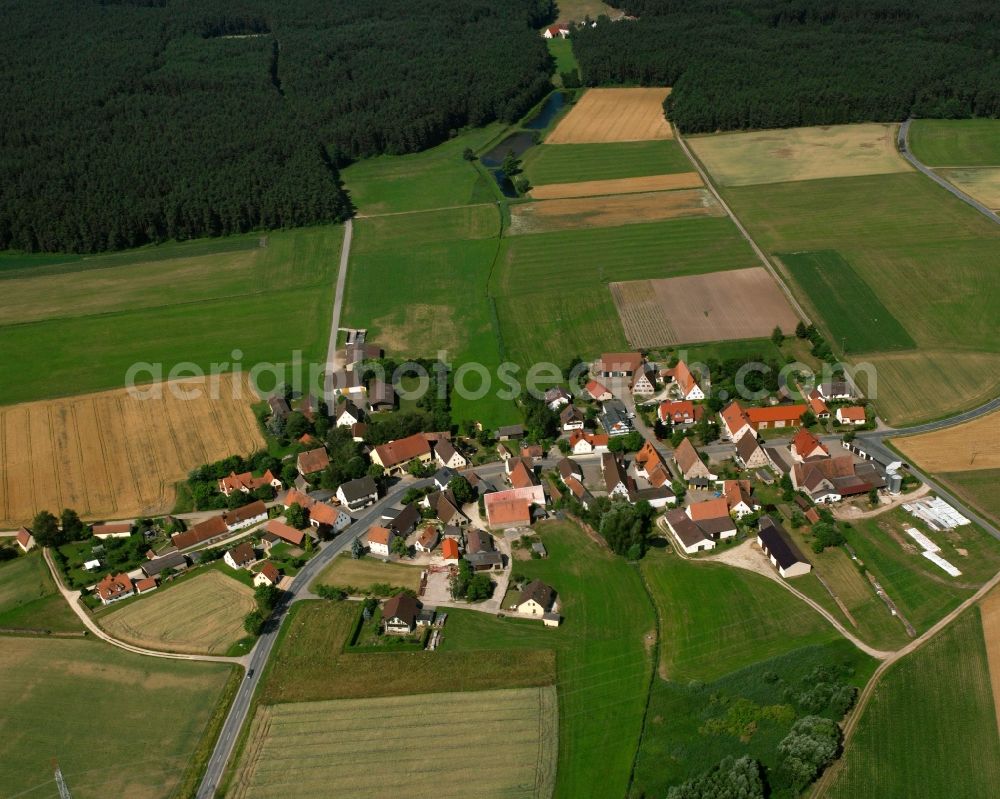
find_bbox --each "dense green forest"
[573,0,1000,132]
[0,0,553,253]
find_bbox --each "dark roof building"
[757,516,812,578]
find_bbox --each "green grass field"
[313,553,423,593]
[341,125,502,215]
[641,550,838,682]
[632,641,877,799]
[909,119,1000,167]
[547,37,578,79]
[0,226,342,405]
[492,217,757,368]
[229,687,557,799]
[0,551,81,633]
[522,140,693,185]
[941,468,1000,524]
[1,636,233,799]
[827,608,1000,799]
[723,171,1000,424]
[437,520,656,799]
[779,250,915,354]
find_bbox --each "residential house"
[631,485,675,508]
[757,517,812,578]
[585,379,613,402]
[382,593,420,635]
[792,455,878,503]
[807,389,830,420]
[658,401,703,426]
[746,404,807,431]
[465,530,503,572]
[372,433,433,475]
[425,489,469,527]
[254,562,281,588]
[441,537,461,564]
[602,452,633,499]
[224,542,256,570]
[818,381,854,401]
[595,352,644,378]
[791,429,829,462]
[719,401,754,442]
[134,577,158,594]
[433,467,457,490]
[496,424,525,441]
[343,341,383,367]
[686,498,737,540]
[283,489,351,533]
[599,399,632,437]
[520,444,544,461]
[416,526,440,553]
[542,23,570,38]
[267,395,290,420]
[263,519,306,548]
[297,447,330,477]
[387,503,421,537]
[544,386,572,410]
[631,362,657,395]
[560,404,586,431]
[298,394,319,422]
[171,514,228,549]
[140,550,188,578]
[226,501,268,532]
[92,523,133,539]
[434,439,468,470]
[508,458,539,491]
[517,580,556,615]
[662,361,704,401]
[335,399,366,428]
[218,470,281,497]
[735,433,770,470]
[664,509,716,554]
[15,527,35,552]
[836,406,867,425]
[722,480,759,519]
[568,430,610,455]
[484,493,533,529]
[563,476,593,509]
[557,457,584,484]
[633,440,672,488]
[367,525,395,557]
[336,476,379,511]
[95,573,134,605]
[672,437,716,482]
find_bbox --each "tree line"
[0,0,555,253]
[572,0,1000,133]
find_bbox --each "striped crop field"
[229,686,558,799]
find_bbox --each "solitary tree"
[285,502,308,529]
[60,508,86,541]
[501,150,521,178]
[462,147,476,161]
[243,610,265,636]
[771,325,785,346]
[391,535,409,558]
[795,320,809,339]
[448,476,475,506]
[351,537,364,560]
[31,510,61,547]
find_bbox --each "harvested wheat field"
[509,189,721,235]
[229,686,558,799]
[0,372,262,527]
[894,410,1000,472]
[530,171,702,200]
[980,588,1000,733]
[689,123,911,187]
[101,570,255,655]
[937,167,1000,210]
[611,266,800,347]
[546,88,672,144]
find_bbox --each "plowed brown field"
[546,88,672,144]
[529,172,702,200]
[0,373,262,526]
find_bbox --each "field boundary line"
[672,124,812,327]
[355,201,497,219]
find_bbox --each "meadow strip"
[529,172,702,199]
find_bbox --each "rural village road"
[898,119,1000,226]
[322,217,353,397]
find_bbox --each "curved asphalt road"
[897,119,1000,226]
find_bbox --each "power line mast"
[53,760,73,799]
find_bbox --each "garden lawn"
[437,520,656,799]
[492,216,757,368]
[908,119,1000,167]
[0,225,342,405]
[723,172,1000,424]
[313,553,423,593]
[547,36,578,78]
[631,641,876,799]
[0,551,81,633]
[341,125,502,215]
[640,550,838,682]
[522,140,692,185]
[0,636,233,799]
[827,609,1000,799]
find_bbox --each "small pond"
[523,91,568,130]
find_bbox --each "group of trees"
[1,0,555,252]
[573,0,1000,133]
[244,583,283,635]
[30,509,87,548]
[187,451,284,511]
[449,558,494,601]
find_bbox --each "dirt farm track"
[0,373,262,528]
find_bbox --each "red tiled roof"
[297,447,330,475]
[658,400,701,424]
[792,428,828,458]
[722,479,754,510]
[374,433,432,468]
[672,437,701,473]
[596,352,643,374]
[746,405,807,425]
[509,459,538,490]
[367,526,392,546]
[838,406,866,422]
[720,401,751,434]
[585,379,611,399]
[442,538,460,559]
[16,527,33,548]
[486,497,532,526]
[258,562,281,583]
[687,497,730,521]
[171,515,228,549]
[92,522,132,536]
[265,519,305,547]
[669,361,699,396]
[95,573,133,602]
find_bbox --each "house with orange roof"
[134,576,158,594]
[371,433,433,475]
[672,437,716,482]
[171,514,229,549]
[595,352,644,378]
[791,429,829,462]
[253,562,281,588]
[634,440,672,488]
[685,497,737,540]
[264,519,306,548]
[92,522,133,540]
[584,379,613,402]
[542,23,570,39]
[836,406,867,425]
[296,447,330,477]
[95,573,134,605]
[367,525,395,557]
[807,389,830,419]
[508,458,539,490]
[485,496,533,528]
[662,361,704,401]
[658,400,703,426]
[719,401,754,442]
[722,479,759,518]
[15,527,35,552]
[568,429,610,455]
[218,469,282,497]
[441,537,461,564]
[746,404,807,430]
